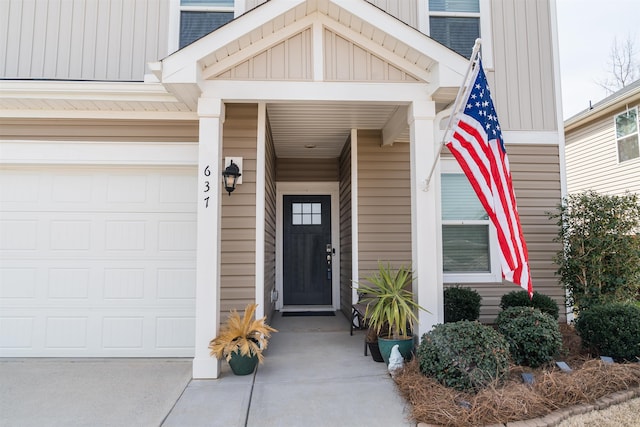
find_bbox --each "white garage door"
[0,166,197,357]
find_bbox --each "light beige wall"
[442,143,564,323]
[565,104,640,196]
[221,103,258,315]
[0,0,170,81]
[366,0,417,28]
[339,136,353,317]
[0,118,198,142]
[275,158,339,181]
[357,130,412,280]
[489,0,558,132]
[263,112,277,319]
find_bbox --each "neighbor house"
[564,79,640,196]
[0,0,565,378]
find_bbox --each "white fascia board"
[0,81,180,103]
[331,0,468,75]
[0,109,197,120]
[201,80,433,103]
[161,0,306,82]
[202,13,317,80]
[0,140,198,166]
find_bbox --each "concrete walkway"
[0,312,413,427]
[163,312,413,426]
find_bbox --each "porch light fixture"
[222,159,241,195]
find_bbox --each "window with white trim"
[420,0,492,64]
[615,107,639,163]
[440,162,500,283]
[179,0,235,49]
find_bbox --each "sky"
[556,0,640,120]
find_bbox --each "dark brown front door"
[283,195,332,305]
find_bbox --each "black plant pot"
[367,340,385,363]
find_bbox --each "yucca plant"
[208,303,277,363]
[355,262,428,339]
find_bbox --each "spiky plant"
[355,262,428,339]
[208,303,277,363]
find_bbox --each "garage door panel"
[0,167,196,357]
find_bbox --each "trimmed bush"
[500,290,560,319]
[575,303,640,361]
[417,321,510,392]
[444,286,482,323]
[496,307,562,367]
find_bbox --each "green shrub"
[575,303,640,361]
[496,307,562,367]
[417,321,510,392]
[444,286,482,322]
[549,191,640,313]
[499,290,560,319]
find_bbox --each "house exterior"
[0,0,565,379]
[564,79,640,196]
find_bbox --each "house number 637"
[203,165,211,208]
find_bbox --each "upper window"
[428,0,480,58]
[179,0,234,49]
[615,107,639,163]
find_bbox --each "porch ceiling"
[267,102,408,158]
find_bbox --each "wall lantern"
[222,158,242,195]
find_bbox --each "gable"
[159,0,466,89]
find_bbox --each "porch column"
[408,100,443,337]
[193,98,224,379]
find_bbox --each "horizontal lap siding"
[264,116,277,319]
[275,158,339,181]
[339,138,353,317]
[357,130,411,280]
[221,104,258,316]
[565,104,640,196]
[443,144,564,323]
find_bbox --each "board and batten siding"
[220,103,258,316]
[0,0,170,81]
[263,114,277,319]
[565,104,640,196]
[442,143,564,323]
[357,130,412,279]
[339,136,353,317]
[489,0,558,132]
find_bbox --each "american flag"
[445,57,533,296]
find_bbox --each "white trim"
[168,0,180,54]
[200,80,432,102]
[350,129,359,306]
[234,1,246,17]
[254,103,267,318]
[614,107,640,164]
[275,182,340,311]
[0,141,198,166]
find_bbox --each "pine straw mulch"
[393,324,640,427]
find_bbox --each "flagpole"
[423,38,483,190]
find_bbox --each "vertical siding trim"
[350,128,359,304]
[254,103,266,319]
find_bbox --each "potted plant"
[208,303,277,375]
[356,262,428,364]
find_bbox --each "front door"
[283,195,332,305]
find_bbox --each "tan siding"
[323,29,419,82]
[490,0,557,132]
[0,118,198,142]
[565,103,640,196]
[221,104,258,315]
[443,143,564,323]
[276,158,339,181]
[366,0,417,28]
[339,137,353,317]
[0,0,170,80]
[216,29,313,80]
[263,113,277,319]
[357,131,411,279]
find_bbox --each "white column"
[408,100,443,338]
[193,98,224,379]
